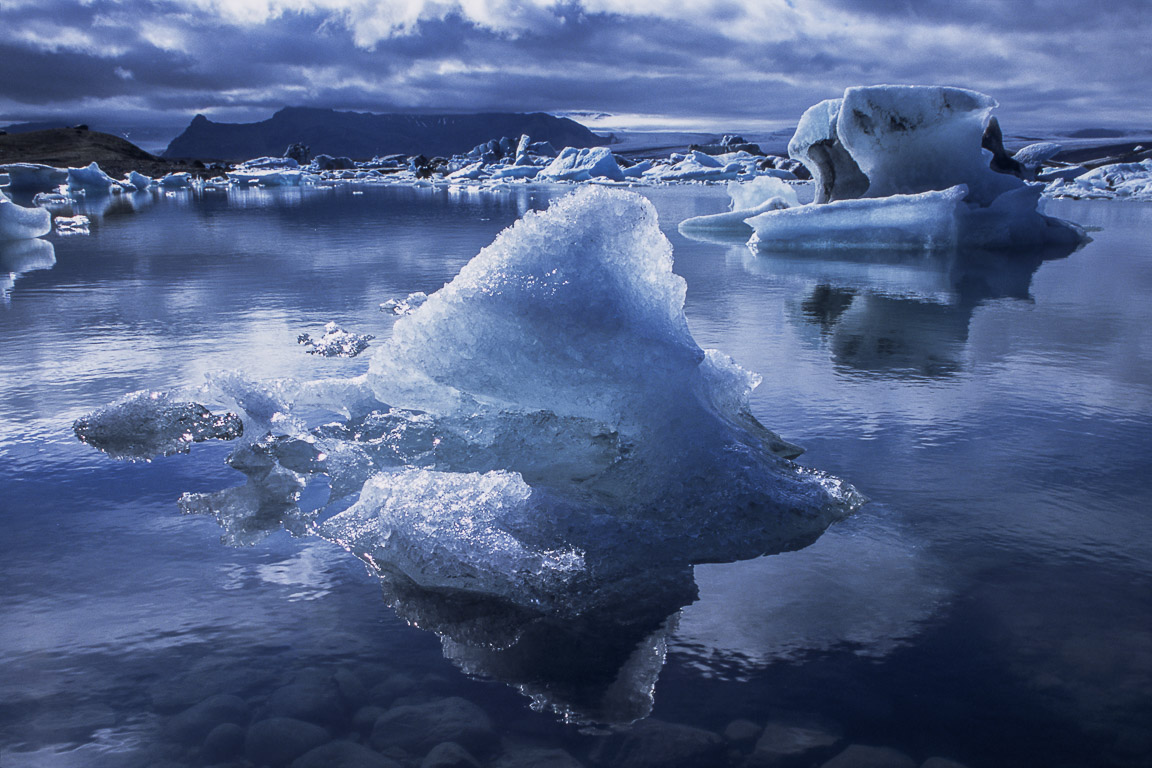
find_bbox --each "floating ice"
[679,177,799,233]
[751,85,1085,250]
[645,150,741,182]
[297,321,375,357]
[1045,159,1152,201]
[159,172,192,188]
[1013,142,1063,173]
[53,214,90,236]
[379,291,429,316]
[537,147,624,182]
[92,188,863,721]
[127,171,153,190]
[1,163,68,192]
[0,189,52,241]
[67,162,117,194]
[74,390,244,461]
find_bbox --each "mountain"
[0,127,193,178]
[163,107,610,160]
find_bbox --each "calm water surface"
[1,184,1150,767]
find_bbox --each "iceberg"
[1045,159,1152,201]
[1,163,68,193]
[127,170,153,191]
[67,161,118,194]
[83,188,863,720]
[679,177,799,234]
[0,189,52,241]
[74,390,244,461]
[537,147,624,182]
[644,150,742,182]
[749,85,1085,250]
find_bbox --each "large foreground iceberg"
[80,188,864,720]
[748,86,1084,250]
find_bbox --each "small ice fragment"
[297,321,374,357]
[379,291,429,316]
[73,390,244,461]
[53,215,90,236]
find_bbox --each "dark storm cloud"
[0,0,1147,136]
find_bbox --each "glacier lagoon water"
[1,184,1151,767]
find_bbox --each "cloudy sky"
[2,0,1149,145]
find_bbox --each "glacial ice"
[1045,159,1152,201]
[74,390,243,461]
[751,85,1085,250]
[77,187,865,721]
[379,291,429,316]
[644,150,741,182]
[537,147,624,182]
[1013,142,1063,173]
[0,189,52,241]
[53,215,91,236]
[67,161,118,194]
[1,163,68,192]
[127,170,153,191]
[297,322,374,357]
[679,177,799,233]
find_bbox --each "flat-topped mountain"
[163,107,610,161]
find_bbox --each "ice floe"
[53,214,90,236]
[0,189,52,240]
[74,390,244,461]
[297,322,375,358]
[1045,158,1152,201]
[679,176,799,234]
[748,86,1086,250]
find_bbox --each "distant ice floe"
[1045,158,1152,201]
[77,187,864,721]
[744,86,1087,251]
[297,321,375,357]
[67,161,119,195]
[679,176,800,234]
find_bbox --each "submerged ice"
[74,390,244,461]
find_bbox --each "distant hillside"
[164,107,610,161]
[0,127,197,178]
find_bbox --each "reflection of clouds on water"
[671,514,949,674]
[0,237,55,302]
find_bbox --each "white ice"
[1045,158,1152,201]
[307,188,862,605]
[0,163,68,192]
[754,85,1085,250]
[127,171,153,190]
[679,176,800,233]
[0,189,53,241]
[67,162,118,194]
[536,147,624,182]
